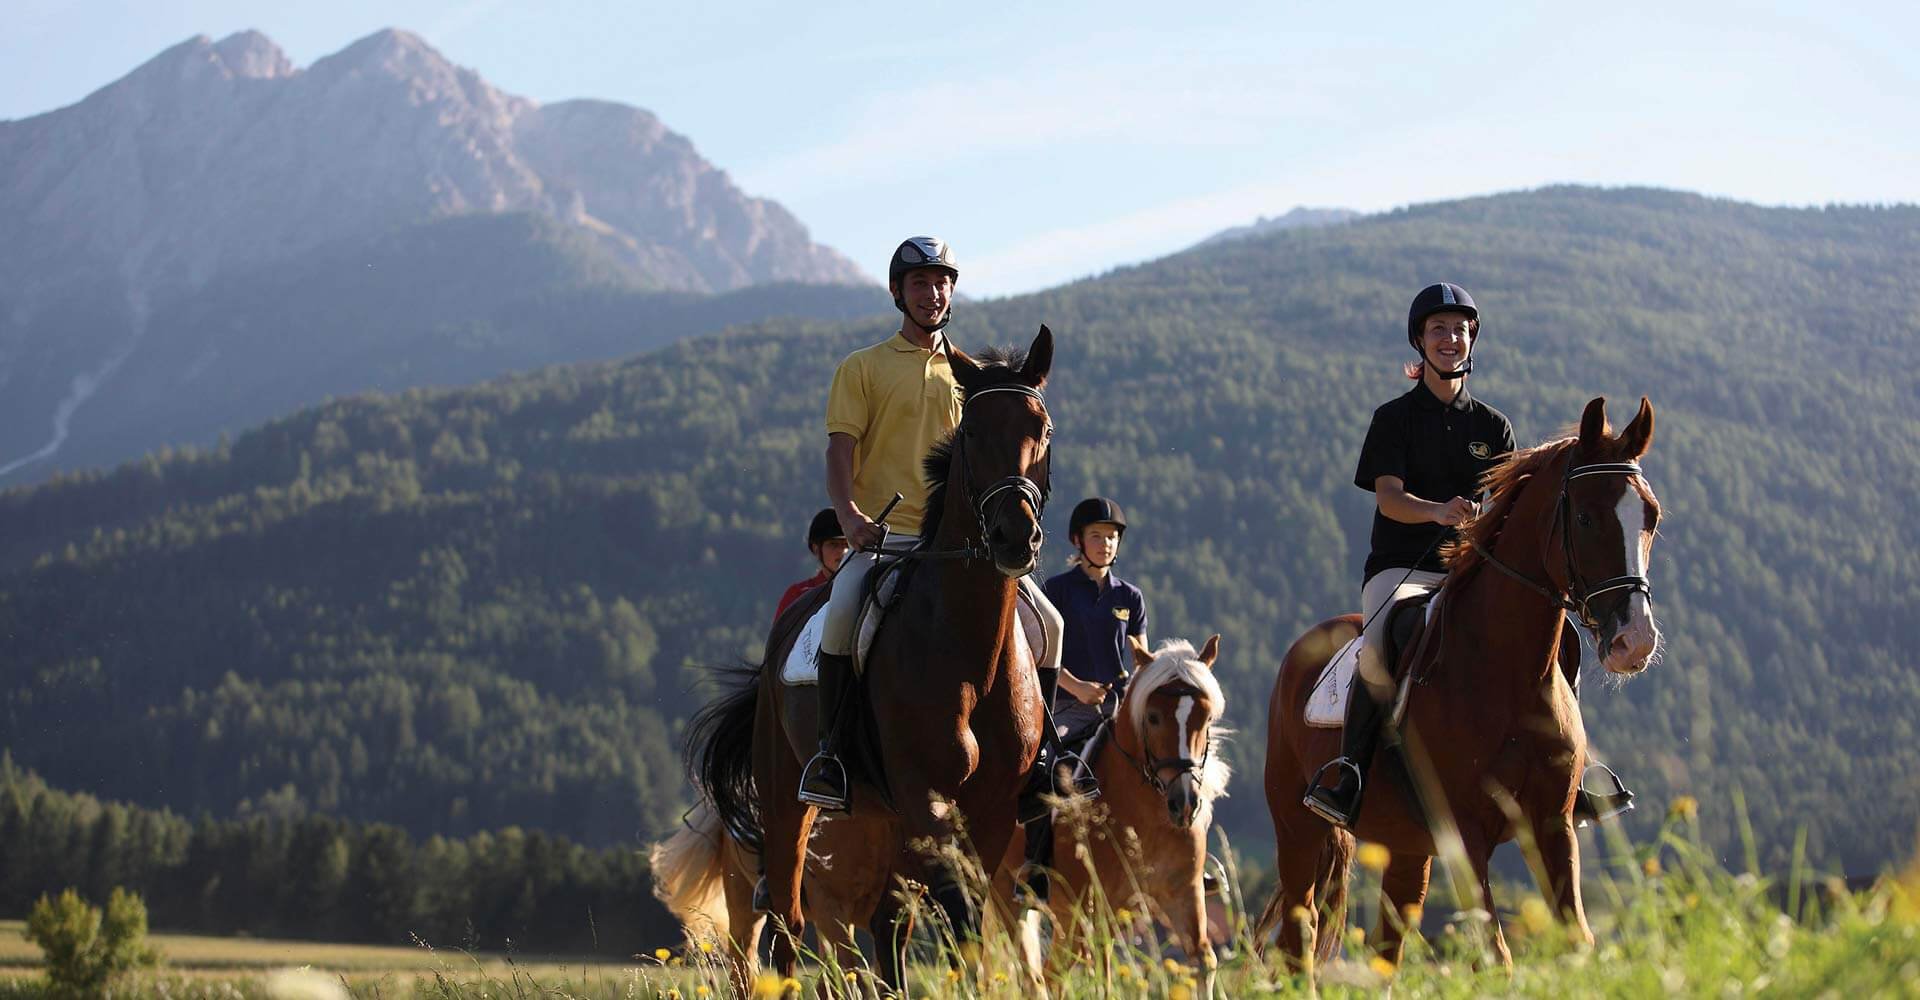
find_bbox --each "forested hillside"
[3,186,1915,874]
[0,754,671,951]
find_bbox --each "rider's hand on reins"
[1436,496,1477,526]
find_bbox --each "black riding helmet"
[1407,282,1479,379]
[1068,497,1128,541]
[889,236,959,333]
[806,508,843,549]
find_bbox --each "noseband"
[1469,457,1654,632]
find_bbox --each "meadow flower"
[750,972,783,999]
[1357,842,1391,871]
[1520,896,1552,935]
[654,948,671,962]
[1668,795,1699,822]
[1369,956,1397,980]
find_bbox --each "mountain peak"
[211,30,294,80]
[330,27,450,72]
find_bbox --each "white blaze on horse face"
[1175,695,1195,760]
[1606,488,1660,673]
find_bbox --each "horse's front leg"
[1528,808,1595,947]
[1375,852,1432,967]
[1165,874,1217,1000]
[1463,842,1513,970]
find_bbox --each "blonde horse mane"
[1124,638,1233,806]
[647,801,733,942]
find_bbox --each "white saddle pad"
[780,576,1047,686]
[1304,636,1362,728]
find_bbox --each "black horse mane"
[919,346,1030,543]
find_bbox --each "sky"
[5,0,1916,297]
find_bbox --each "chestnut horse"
[1257,397,1663,969]
[693,328,1056,990]
[999,635,1232,997]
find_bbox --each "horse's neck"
[1450,462,1569,699]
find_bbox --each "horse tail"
[687,663,765,853]
[1315,832,1355,965]
[648,801,734,940]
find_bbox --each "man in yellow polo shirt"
[797,236,1065,814]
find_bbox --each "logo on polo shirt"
[1468,441,1492,459]
[1112,608,1131,622]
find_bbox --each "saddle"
[780,557,1051,685]
[1304,590,1439,728]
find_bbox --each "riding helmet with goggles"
[889,236,959,332]
[1068,497,1128,540]
[1407,282,1479,379]
[806,508,844,550]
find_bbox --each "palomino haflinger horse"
[1256,396,1664,970]
[997,636,1232,997]
[689,327,1058,991]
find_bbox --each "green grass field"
[6,807,1918,998]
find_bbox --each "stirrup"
[1056,748,1101,800]
[1202,854,1227,898]
[1573,762,1634,827]
[1301,758,1364,827]
[797,751,851,812]
[751,875,771,914]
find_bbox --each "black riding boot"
[1302,678,1388,828]
[797,651,853,812]
[1560,627,1636,826]
[1017,811,1056,904]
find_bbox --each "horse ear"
[1132,644,1156,670]
[1197,634,1221,669]
[949,345,982,390]
[1578,397,1610,451]
[1022,325,1053,388]
[1618,396,1655,459]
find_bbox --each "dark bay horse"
[1257,397,1663,969]
[693,327,1057,990]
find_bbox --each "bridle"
[1114,678,1214,798]
[948,383,1051,559]
[1468,453,1653,632]
[867,382,1051,564]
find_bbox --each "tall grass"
[7,799,1918,998]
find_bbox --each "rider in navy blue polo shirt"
[1044,497,1149,738]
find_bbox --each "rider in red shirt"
[775,509,848,622]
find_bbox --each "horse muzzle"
[1165,774,1202,828]
[1600,604,1660,675]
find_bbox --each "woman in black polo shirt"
[1303,282,1515,828]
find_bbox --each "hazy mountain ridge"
[0,28,873,483]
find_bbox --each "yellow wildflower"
[1369,956,1397,980]
[1400,902,1424,926]
[1170,982,1194,1000]
[654,948,672,962]
[696,988,711,998]
[751,973,783,999]
[1116,965,1135,980]
[1164,957,1183,974]
[1520,896,1552,935]
[669,957,684,968]
[1643,855,1663,877]
[1357,842,1391,871]
[698,940,715,954]
[1668,795,1699,822]
[780,977,801,997]
[844,971,858,983]
[945,968,962,983]
[1116,907,1134,924]
[666,991,681,1000]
